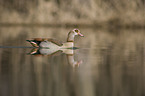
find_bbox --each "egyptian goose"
[26,29,84,49]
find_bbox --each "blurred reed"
[0,0,145,27]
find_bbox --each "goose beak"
[78,32,84,37]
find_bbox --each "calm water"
[0,27,145,96]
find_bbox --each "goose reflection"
[28,48,82,67]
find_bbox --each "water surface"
[0,27,145,96]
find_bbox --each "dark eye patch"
[75,30,78,33]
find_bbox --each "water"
[0,27,145,96]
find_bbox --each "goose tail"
[26,40,39,47]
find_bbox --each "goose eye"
[75,30,78,33]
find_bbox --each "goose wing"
[33,38,63,46]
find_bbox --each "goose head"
[72,29,84,37]
[67,29,84,42]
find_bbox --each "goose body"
[27,29,84,49]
